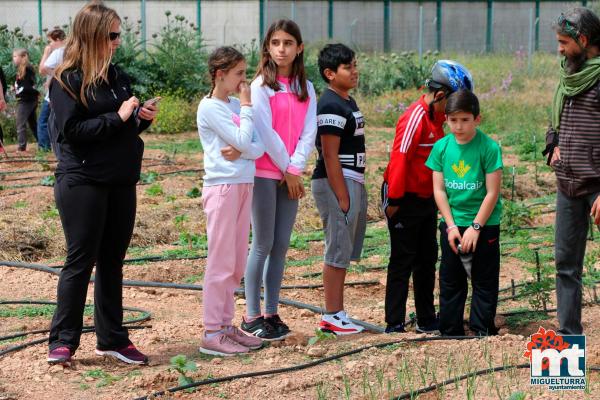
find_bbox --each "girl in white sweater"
[196,47,264,356]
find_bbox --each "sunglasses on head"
[557,13,580,40]
[109,31,121,41]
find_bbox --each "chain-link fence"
[0,0,595,52]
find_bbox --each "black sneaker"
[241,316,282,341]
[265,314,291,338]
[385,323,407,334]
[415,317,440,334]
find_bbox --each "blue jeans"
[36,100,51,151]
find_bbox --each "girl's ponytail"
[207,46,245,98]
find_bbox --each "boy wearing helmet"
[381,60,473,334]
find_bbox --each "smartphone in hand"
[134,97,161,119]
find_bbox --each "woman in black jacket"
[47,2,158,365]
[12,48,39,151]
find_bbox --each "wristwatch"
[471,222,482,231]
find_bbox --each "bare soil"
[1,132,598,400]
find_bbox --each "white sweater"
[197,96,264,186]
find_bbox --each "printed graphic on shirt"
[313,89,366,180]
[318,114,347,130]
[353,111,365,136]
[425,129,503,226]
[452,160,471,178]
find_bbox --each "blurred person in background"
[13,48,39,152]
[37,28,66,152]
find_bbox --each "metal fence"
[0,0,595,52]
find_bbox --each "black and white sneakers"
[241,316,289,341]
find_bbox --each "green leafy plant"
[140,171,159,184]
[186,187,201,198]
[148,92,197,134]
[308,328,336,346]
[41,207,59,219]
[40,175,56,187]
[145,183,164,196]
[507,392,527,400]
[13,200,27,208]
[169,354,198,391]
[501,200,533,235]
[82,368,121,388]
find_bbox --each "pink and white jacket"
[251,75,317,179]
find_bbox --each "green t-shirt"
[425,129,503,226]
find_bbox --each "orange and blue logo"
[524,327,586,390]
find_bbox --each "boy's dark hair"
[445,90,480,117]
[207,46,245,98]
[47,28,66,41]
[318,43,355,83]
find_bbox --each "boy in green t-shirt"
[425,90,503,336]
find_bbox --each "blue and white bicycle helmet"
[426,60,474,93]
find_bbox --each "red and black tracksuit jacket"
[383,95,445,206]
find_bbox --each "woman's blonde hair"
[13,48,30,81]
[55,1,120,107]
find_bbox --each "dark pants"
[382,184,437,327]
[36,99,51,151]
[555,190,599,335]
[439,222,500,336]
[49,177,136,352]
[16,99,37,150]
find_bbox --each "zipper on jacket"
[111,88,117,99]
[288,81,292,157]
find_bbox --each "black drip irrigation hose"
[1,259,598,397]
[0,168,44,175]
[47,254,208,268]
[133,335,483,400]
[0,300,152,358]
[0,158,57,164]
[392,365,600,400]
[0,261,385,335]
[392,363,529,399]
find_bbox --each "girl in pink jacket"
[241,19,317,341]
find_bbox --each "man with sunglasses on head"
[545,7,600,335]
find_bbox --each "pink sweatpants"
[202,183,253,330]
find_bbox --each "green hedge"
[0,11,435,138]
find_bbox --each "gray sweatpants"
[555,189,599,335]
[244,177,299,317]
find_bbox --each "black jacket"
[15,65,39,101]
[49,64,151,186]
[0,67,6,96]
